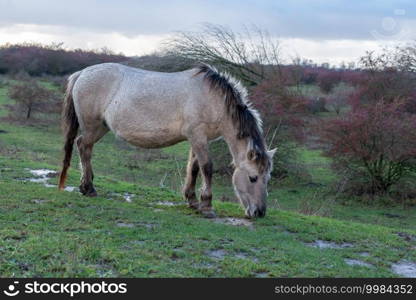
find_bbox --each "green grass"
[0,78,415,277]
[1,158,415,277]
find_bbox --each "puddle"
[29,169,57,177]
[116,222,135,228]
[213,217,253,228]
[32,199,48,204]
[391,261,416,278]
[64,186,77,192]
[234,252,259,262]
[155,201,179,206]
[206,249,227,260]
[138,222,156,229]
[108,192,135,202]
[306,240,353,249]
[358,252,370,257]
[235,252,248,260]
[254,272,269,278]
[397,232,416,242]
[131,240,145,246]
[192,262,216,269]
[123,193,134,202]
[345,259,373,268]
[25,169,76,192]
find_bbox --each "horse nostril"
[257,206,266,218]
[251,207,266,218]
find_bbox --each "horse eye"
[249,176,258,183]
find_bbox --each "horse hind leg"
[183,148,199,209]
[189,138,216,218]
[77,126,108,197]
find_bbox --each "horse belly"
[121,125,186,148]
[109,112,186,148]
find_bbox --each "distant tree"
[8,79,57,119]
[123,53,194,72]
[316,70,342,94]
[326,83,354,115]
[0,43,127,76]
[353,50,416,112]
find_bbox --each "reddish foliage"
[0,43,127,76]
[250,77,307,141]
[320,100,416,194]
[316,70,342,93]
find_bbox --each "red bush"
[250,77,308,141]
[320,100,416,195]
[316,70,342,94]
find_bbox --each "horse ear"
[267,148,277,158]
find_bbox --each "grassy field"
[0,80,415,277]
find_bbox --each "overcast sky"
[0,0,415,65]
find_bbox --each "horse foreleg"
[77,136,97,197]
[183,149,199,209]
[191,141,215,218]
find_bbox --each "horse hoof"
[188,201,199,210]
[85,190,97,197]
[201,210,217,219]
[80,185,97,197]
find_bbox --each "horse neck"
[221,121,249,168]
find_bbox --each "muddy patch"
[25,169,76,192]
[254,272,269,278]
[63,186,77,192]
[32,199,48,204]
[206,249,227,260]
[138,222,157,229]
[123,193,134,202]
[213,217,253,228]
[234,252,259,262]
[29,169,57,177]
[396,232,416,242]
[344,259,373,268]
[155,201,180,206]
[306,240,353,249]
[108,192,135,202]
[116,222,135,228]
[391,260,416,278]
[206,249,258,262]
[192,262,217,269]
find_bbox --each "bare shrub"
[165,23,281,85]
[7,78,59,119]
[326,83,354,115]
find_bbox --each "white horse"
[58,63,276,218]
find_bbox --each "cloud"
[0,0,415,64]
[0,23,169,56]
[0,0,415,39]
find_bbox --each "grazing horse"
[58,63,276,218]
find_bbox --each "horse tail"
[58,71,81,190]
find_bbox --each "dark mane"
[195,64,270,172]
